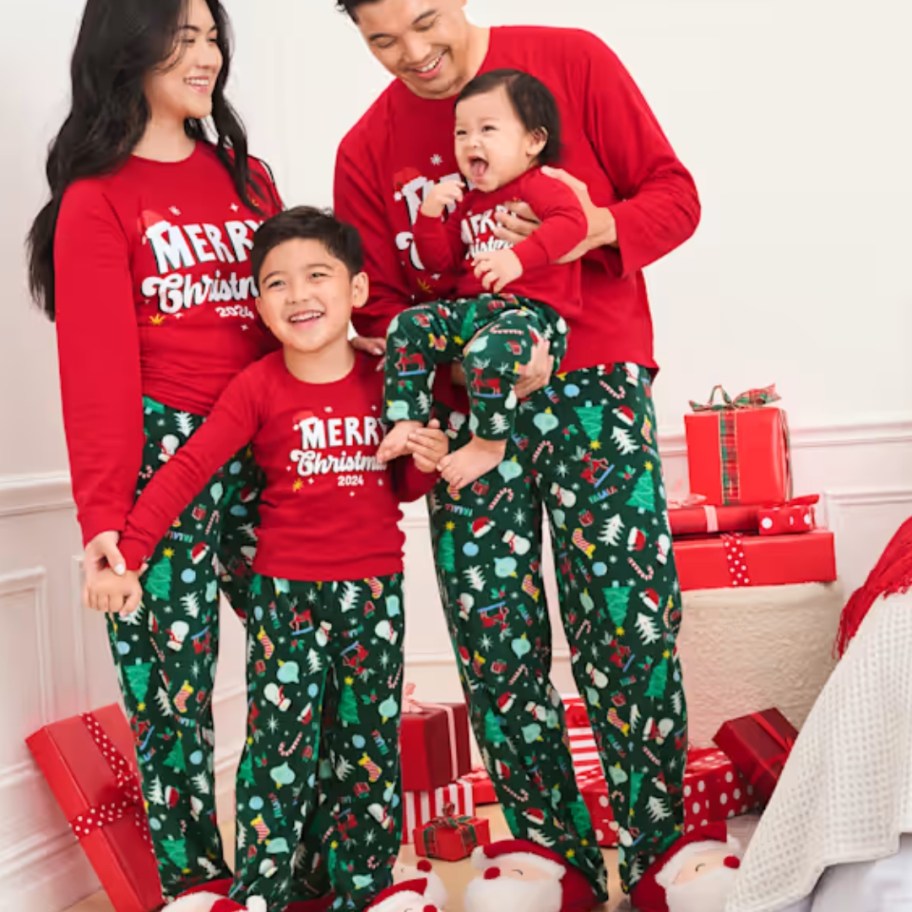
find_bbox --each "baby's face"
[454,85,544,192]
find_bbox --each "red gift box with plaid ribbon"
[413,802,491,861]
[713,708,797,803]
[673,530,836,590]
[26,704,163,912]
[579,749,761,847]
[685,384,792,506]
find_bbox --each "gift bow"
[402,683,461,781]
[748,712,796,791]
[68,713,152,846]
[689,384,781,413]
[421,802,478,854]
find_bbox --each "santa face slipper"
[364,878,441,912]
[463,839,598,912]
[167,892,266,912]
[630,822,742,912]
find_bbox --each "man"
[333,2,701,908]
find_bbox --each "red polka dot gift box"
[579,748,760,848]
[26,704,163,912]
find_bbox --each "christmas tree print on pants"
[107,396,263,896]
[230,573,405,912]
[428,362,687,896]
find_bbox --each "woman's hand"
[514,336,554,399]
[352,335,386,357]
[407,418,449,473]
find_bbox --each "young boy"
[87,207,448,912]
[376,69,587,489]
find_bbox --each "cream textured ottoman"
[677,582,844,746]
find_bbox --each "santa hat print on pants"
[630,822,741,912]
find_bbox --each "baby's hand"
[86,567,143,616]
[420,179,465,218]
[473,248,523,293]
[407,418,449,473]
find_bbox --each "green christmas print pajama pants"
[106,396,262,896]
[230,573,405,912]
[429,363,687,895]
[384,294,567,441]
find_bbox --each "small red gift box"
[713,709,797,804]
[669,502,759,537]
[673,530,836,590]
[402,778,474,844]
[462,767,497,805]
[685,385,791,506]
[563,695,591,729]
[26,705,163,912]
[579,749,760,847]
[400,684,471,791]
[758,495,818,536]
[414,804,491,861]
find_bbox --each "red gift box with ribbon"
[413,802,491,861]
[400,684,471,792]
[758,495,818,536]
[668,496,760,537]
[579,748,760,847]
[402,777,474,844]
[673,530,836,590]
[26,704,163,912]
[713,708,797,803]
[685,385,792,506]
[462,767,497,805]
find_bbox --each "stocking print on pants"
[231,573,405,912]
[429,363,687,895]
[106,396,262,896]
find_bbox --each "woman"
[28,0,281,897]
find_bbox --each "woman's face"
[143,0,223,124]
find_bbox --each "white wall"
[1,1,910,908]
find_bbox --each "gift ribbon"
[721,534,751,586]
[689,384,785,505]
[745,713,796,791]
[420,802,479,855]
[67,713,152,846]
[403,683,461,781]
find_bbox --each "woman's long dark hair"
[28,0,267,320]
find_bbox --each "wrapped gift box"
[400,689,471,792]
[758,496,818,536]
[580,749,760,847]
[26,705,163,912]
[562,696,600,775]
[669,503,759,537]
[462,767,497,805]
[685,385,791,506]
[673,530,836,590]
[713,708,797,803]
[401,778,474,844]
[414,808,491,861]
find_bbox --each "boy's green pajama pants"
[429,362,688,895]
[106,397,262,896]
[229,573,404,912]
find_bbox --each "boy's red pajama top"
[117,351,434,581]
[54,142,281,545]
[412,168,587,310]
[334,25,701,409]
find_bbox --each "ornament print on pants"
[384,293,567,440]
[231,573,404,912]
[428,362,687,896]
[107,396,262,896]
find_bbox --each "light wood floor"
[64,809,759,912]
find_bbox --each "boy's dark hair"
[335,0,377,21]
[251,206,364,284]
[456,69,562,166]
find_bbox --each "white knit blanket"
[725,592,912,912]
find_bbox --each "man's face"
[352,0,475,100]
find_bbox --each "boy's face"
[255,238,367,355]
[455,86,545,192]
[353,0,475,100]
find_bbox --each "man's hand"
[420,179,465,218]
[473,248,523,293]
[352,335,386,358]
[407,418,449,473]
[86,566,143,616]
[82,530,126,606]
[514,336,554,399]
